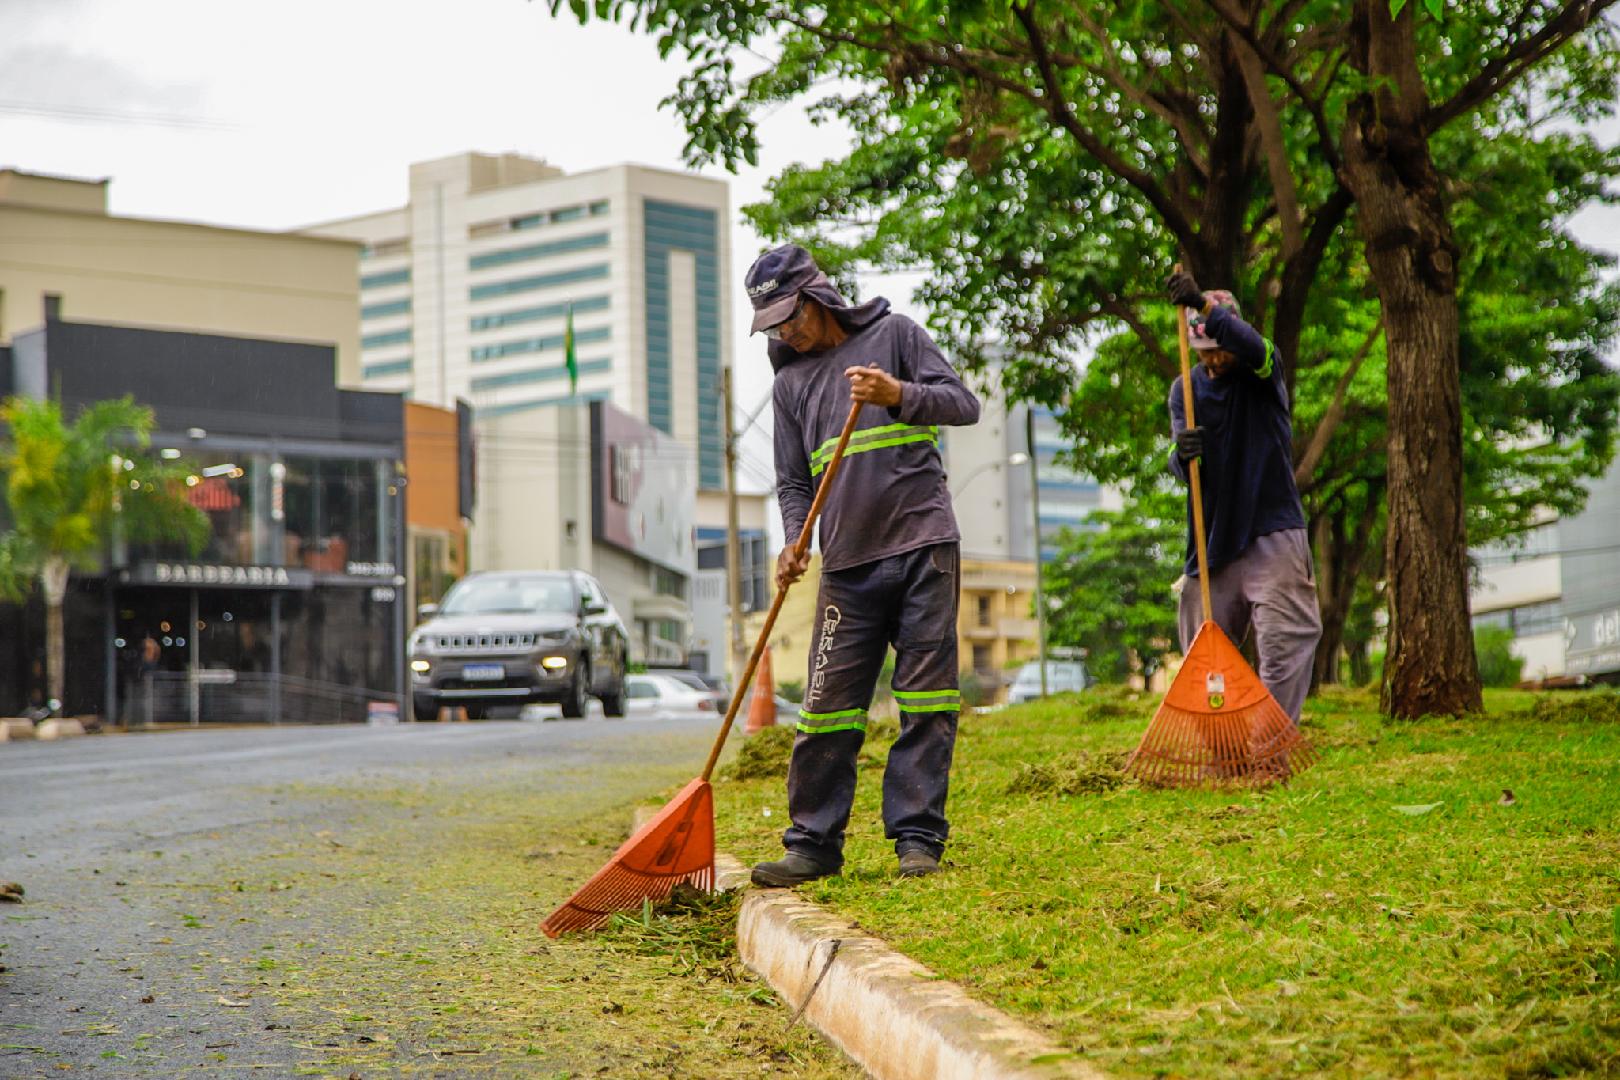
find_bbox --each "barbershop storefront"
[1,318,408,723]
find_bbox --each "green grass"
[712,686,1620,1077]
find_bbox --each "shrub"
[1474,625,1525,688]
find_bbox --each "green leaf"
[1392,803,1443,816]
[1422,0,1444,20]
[1388,0,1407,17]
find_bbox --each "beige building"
[958,558,1040,702]
[0,169,359,366]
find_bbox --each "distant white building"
[943,388,1121,563]
[304,151,731,488]
[1471,455,1620,683]
[304,152,768,670]
[941,381,1120,691]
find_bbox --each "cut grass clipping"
[714,686,1620,1078]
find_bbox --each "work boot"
[897,849,941,878]
[750,852,838,888]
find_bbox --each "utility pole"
[723,368,748,688]
[1026,408,1049,697]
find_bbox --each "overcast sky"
[4,0,1616,505]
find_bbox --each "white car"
[1007,660,1092,704]
[624,674,717,719]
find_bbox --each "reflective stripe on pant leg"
[783,558,892,867]
[882,543,961,859]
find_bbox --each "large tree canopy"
[551,0,1620,713]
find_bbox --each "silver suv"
[408,570,629,721]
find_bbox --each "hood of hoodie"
[765,273,892,373]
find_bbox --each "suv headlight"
[409,631,430,655]
[538,629,572,643]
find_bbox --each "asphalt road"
[0,715,844,1078]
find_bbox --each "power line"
[0,98,237,131]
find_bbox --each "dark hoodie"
[771,282,980,573]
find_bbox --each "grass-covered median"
[711,687,1620,1077]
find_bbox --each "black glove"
[1175,426,1204,463]
[1166,269,1205,310]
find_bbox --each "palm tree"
[0,396,208,715]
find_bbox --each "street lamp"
[1025,410,1049,697]
[949,451,1029,498]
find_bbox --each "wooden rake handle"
[699,397,864,781]
[1174,267,1214,619]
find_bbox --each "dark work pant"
[1177,528,1322,723]
[783,542,961,868]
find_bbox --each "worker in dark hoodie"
[745,244,980,886]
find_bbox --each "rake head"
[1126,620,1316,788]
[541,777,715,937]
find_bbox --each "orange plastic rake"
[542,399,864,937]
[1124,298,1315,788]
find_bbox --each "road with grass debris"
[0,719,855,1077]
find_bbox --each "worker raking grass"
[746,244,980,886]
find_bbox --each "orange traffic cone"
[745,646,778,734]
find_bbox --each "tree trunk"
[1343,0,1482,718]
[41,556,70,714]
[1311,505,1377,689]
[1312,515,1344,687]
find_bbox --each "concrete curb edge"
[720,854,1101,1080]
[627,802,1102,1078]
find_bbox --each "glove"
[1166,269,1205,310]
[1175,426,1204,463]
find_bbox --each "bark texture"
[1342,0,1482,717]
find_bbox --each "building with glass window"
[941,382,1120,697]
[301,152,731,489]
[0,317,422,722]
[303,151,757,667]
[1470,456,1620,684]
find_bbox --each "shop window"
[279,587,395,694]
[280,456,389,572]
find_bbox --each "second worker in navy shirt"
[1165,269,1322,724]
[745,243,980,887]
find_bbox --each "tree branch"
[1066,6,1213,180]
[1199,0,1344,173]
[1426,0,1620,133]
[1102,299,1179,379]
[1008,2,1201,245]
[1294,316,1383,487]
[1230,29,1306,258]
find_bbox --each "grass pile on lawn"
[713,686,1620,1077]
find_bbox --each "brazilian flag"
[564,303,578,396]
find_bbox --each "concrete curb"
[35,718,87,741]
[721,853,1101,1080]
[624,803,1100,1078]
[1,718,35,742]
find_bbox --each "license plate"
[462,663,506,681]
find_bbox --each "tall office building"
[303,152,731,491]
[305,153,771,672]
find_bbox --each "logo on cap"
[747,279,779,298]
